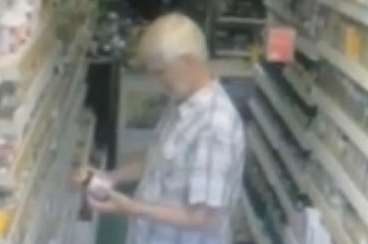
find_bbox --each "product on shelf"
[266,26,296,63]
[318,6,368,69]
[344,24,362,62]
[0,208,13,238]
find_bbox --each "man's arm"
[89,191,222,231]
[108,150,147,185]
[126,200,222,231]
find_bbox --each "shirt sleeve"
[187,129,233,209]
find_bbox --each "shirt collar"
[177,80,218,118]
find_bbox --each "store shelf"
[57,111,97,244]
[17,24,89,128]
[295,36,320,61]
[248,126,295,219]
[4,123,58,244]
[320,0,368,27]
[249,99,354,244]
[264,0,294,24]
[318,42,368,93]
[307,132,368,230]
[9,27,90,179]
[217,16,266,25]
[255,64,310,150]
[305,178,354,244]
[216,49,251,58]
[0,46,64,161]
[249,100,304,186]
[241,189,272,244]
[311,86,368,159]
[10,60,73,176]
[4,63,88,244]
[23,91,85,244]
[27,85,87,244]
[209,58,252,78]
[283,66,314,107]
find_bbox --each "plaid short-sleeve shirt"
[126,81,246,244]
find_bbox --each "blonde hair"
[136,13,208,68]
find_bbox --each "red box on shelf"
[266,27,296,63]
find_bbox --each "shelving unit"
[0,1,98,244]
[217,16,266,26]
[248,127,295,219]
[282,66,314,107]
[23,96,86,244]
[318,42,368,93]
[215,49,251,58]
[295,36,320,62]
[250,2,368,242]
[255,62,368,229]
[307,132,368,228]
[249,98,354,244]
[257,70,368,226]
[311,86,368,160]
[241,188,273,244]
[255,64,310,150]
[319,0,368,27]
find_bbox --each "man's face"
[148,58,192,101]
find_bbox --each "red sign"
[266,27,296,63]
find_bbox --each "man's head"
[137,13,211,100]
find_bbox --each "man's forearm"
[110,151,147,184]
[118,197,219,231]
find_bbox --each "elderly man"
[88,13,245,244]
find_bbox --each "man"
[88,13,245,244]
